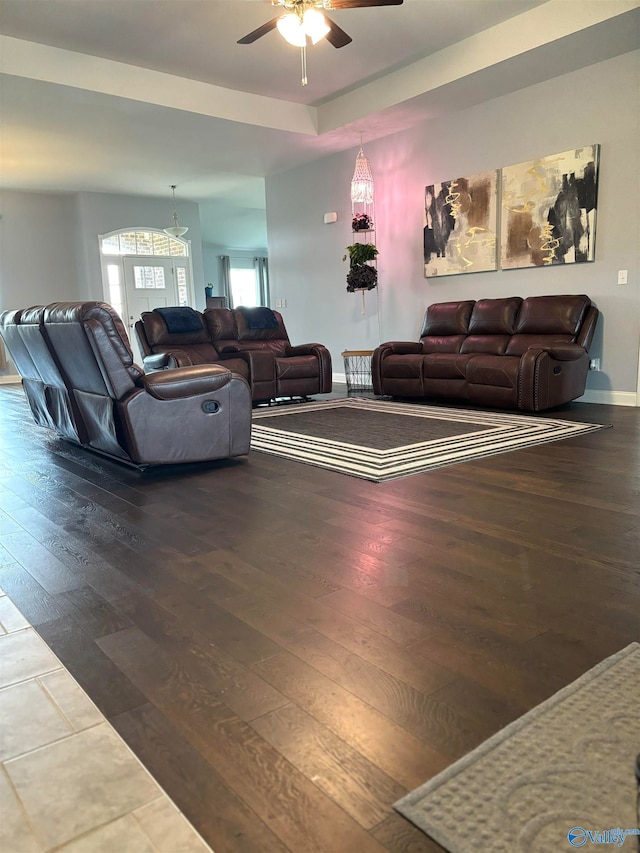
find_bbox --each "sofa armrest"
[285,343,332,392]
[518,347,590,411]
[143,352,170,371]
[538,343,586,361]
[286,343,323,357]
[142,364,233,400]
[147,348,196,368]
[371,342,423,395]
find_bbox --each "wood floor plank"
[252,651,450,788]
[111,703,288,853]
[99,628,388,853]
[251,702,407,829]
[117,588,290,721]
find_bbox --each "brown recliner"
[0,302,251,467]
[205,307,332,400]
[136,306,332,403]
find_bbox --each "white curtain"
[219,255,232,307]
[254,257,270,307]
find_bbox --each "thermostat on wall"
[323,212,338,224]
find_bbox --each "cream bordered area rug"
[250,398,607,482]
[394,643,640,853]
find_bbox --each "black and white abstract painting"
[423,172,498,277]
[500,145,600,269]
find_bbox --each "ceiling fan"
[238,0,404,67]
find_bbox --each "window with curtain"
[220,256,269,308]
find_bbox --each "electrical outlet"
[617,269,628,285]
[589,358,601,371]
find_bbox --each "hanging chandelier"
[351,145,374,206]
[164,185,188,238]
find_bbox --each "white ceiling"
[1,0,638,246]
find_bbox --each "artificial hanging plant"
[343,242,379,292]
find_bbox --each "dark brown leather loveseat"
[372,294,598,411]
[0,302,251,467]
[135,306,332,403]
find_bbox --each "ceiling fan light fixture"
[277,13,307,46]
[302,8,330,44]
[277,8,329,46]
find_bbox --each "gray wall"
[0,190,204,376]
[0,190,79,310]
[73,192,204,303]
[266,51,640,402]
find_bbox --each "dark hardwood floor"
[1,384,638,852]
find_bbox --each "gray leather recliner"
[0,301,251,467]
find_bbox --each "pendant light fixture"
[351,143,374,207]
[164,185,188,238]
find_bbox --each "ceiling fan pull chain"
[301,44,308,86]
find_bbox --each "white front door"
[123,257,192,362]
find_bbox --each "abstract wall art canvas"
[500,145,600,269]
[423,171,498,278]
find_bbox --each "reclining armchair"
[206,307,332,401]
[0,302,251,467]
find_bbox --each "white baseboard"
[333,373,347,385]
[0,375,20,385]
[580,389,638,407]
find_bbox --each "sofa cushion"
[142,311,210,347]
[423,353,476,380]
[153,307,203,334]
[422,335,467,354]
[461,335,511,355]
[466,355,521,389]
[420,300,474,337]
[514,295,591,335]
[381,354,424,380]
[165,342,222,364]
[236,306,279,330]
[468,297,522,334]
[506,333,575,357]
[235,308,289,342]
[204,308,238,343]
[276,355,318,380]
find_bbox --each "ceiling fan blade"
[237,16,280,45]
[326,0,403,8]
[325,15,352,48]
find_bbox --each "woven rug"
[395,643,640,853]
[250,398,607,482]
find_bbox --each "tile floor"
[0,589,214,853]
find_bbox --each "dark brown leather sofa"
[0,302,251,467]
[135,306,332,403]
[372,294,598,411]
